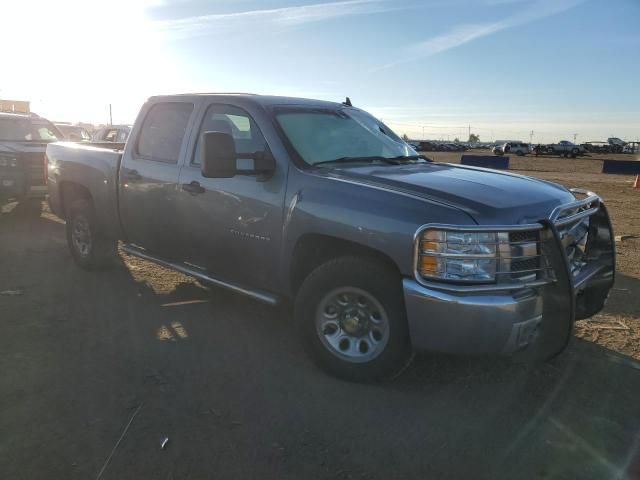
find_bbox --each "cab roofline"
[147,93,347,109]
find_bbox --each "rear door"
[119,100,197,258]
[175,102,287,291]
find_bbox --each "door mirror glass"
[201,131,237,178]
[200,131,276,179]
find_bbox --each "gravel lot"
[1,156,640,479]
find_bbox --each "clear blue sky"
[2,0,638,143]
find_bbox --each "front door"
[119,101,195,258]
[176,102,286,292]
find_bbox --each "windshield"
[275,107,414,165]
[0,117,60,141]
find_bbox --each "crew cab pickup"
[547,140,586,158]
[47,94,616,381]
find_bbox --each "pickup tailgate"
[47,142,124,239]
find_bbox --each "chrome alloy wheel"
[315,287,390,363]
[71,215,92,258]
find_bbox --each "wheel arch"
[59,181,94,219]
[289,233,402,297]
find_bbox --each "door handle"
[123,169,142,182]
[182,181,205,195]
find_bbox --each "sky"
[1,0,638,143]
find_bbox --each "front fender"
[280,169,475,293]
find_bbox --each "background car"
[547,140,586,158]
[55,124,92,142]
[92,125,131,143]
[501,142,530,156]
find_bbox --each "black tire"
[294,256,412,382]
[66,197,116,270]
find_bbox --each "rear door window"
[137,103,194,163]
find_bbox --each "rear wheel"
[66,197,116,270]
[295,256,412,382]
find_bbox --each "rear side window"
[137,102,194,163]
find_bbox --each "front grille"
[510,256,540,274]
[21,152,46,186]
[509,231,538,244]
[502,230,544,282]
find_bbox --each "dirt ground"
[1,155,640,479]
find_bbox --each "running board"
[121,244,280,306]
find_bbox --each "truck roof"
[0,111,34,120]
[149,93,345,109]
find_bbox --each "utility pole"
[422,125,425,140]
[573,133,578,144]
[109,104,113,126]
[530,130,534,144]
[468,124,471,142]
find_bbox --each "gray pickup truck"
[46,94,616,381]
[547,140,587,158]
[1,112,63,200]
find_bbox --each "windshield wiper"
[314,155,429,167]
[388,155,431,163]
[314,156,396,166]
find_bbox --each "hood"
[0,141,49,154]
[326,162,575,225]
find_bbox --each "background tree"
[454,137,460,143]
[468,133,480,143]
[401,133,410,142]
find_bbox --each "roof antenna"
[342,97,352,107]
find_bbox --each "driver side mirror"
[201,131,237,178]
[201,131,276,179]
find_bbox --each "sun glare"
[0,0,179,124]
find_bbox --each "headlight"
[418,229,498,282]
[0,154,18,168]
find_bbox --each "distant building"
[0,99,30,114]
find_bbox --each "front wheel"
[295,256,412,382]
[66,197,116,270]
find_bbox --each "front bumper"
[404,190,615,358]
[404,279,543,355]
